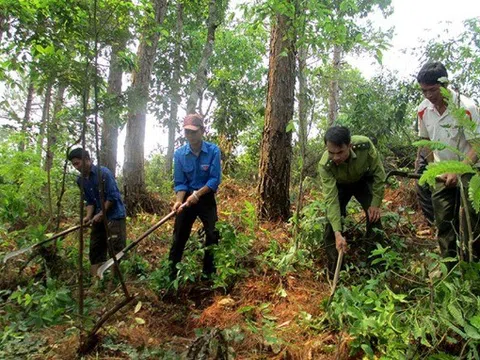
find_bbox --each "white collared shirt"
[418,89,480,162]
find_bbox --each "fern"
[413,140,466,160]
[468,174,480,212]
[418,161,476,187]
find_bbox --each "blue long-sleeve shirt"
[173,141,221,193]
[76,165,126,220]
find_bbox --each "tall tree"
[123,0,168,213]
[257,0,296,221]
[328,44,342,125]
[185,0,224,114]
[18,79,35,152]
[44,83,66,220]
[101,38,127,176]
[36,83,53,158]
[165,2,184,174]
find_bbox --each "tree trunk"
[19,80,35,152]
[294,45,308,239]
[101,39,127,176]
[45,84,66,220]
[36,83,53,159]
[257,4,296,222]
[123,0,168,214]
[166,2,184,174]
[185,0,221,114]
[45,84,66,172]
[0,13,7,43]
[328,44,342,125]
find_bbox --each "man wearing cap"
[416,61,480,262]
[168,113,222,280]
[68,148,127,277]
[318,126,386,276]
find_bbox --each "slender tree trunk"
[123,0,168,213]
[294,45,308,240]
[101,39,127,176]
[19,80,35,152]
[45,84,66,172]
[185,0,221,114]
[257,2,296,221]
[328,44,342,125]
[0,14,7,43]
[166,2,184,174]
[45,84,66,221]
[36,83,53,159]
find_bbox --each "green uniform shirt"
[318,135,386,232]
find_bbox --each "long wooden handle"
[3,224,83,263]
[97,210,178,278]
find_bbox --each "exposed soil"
[1,178,437,359]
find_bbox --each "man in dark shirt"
[169,114,222,280]
[68,148,127,277]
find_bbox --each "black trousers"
[90,218,126,265]
[431,174,480,262]
[168,192,219,279]
[324,178,383,275]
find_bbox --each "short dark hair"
[324,126,351,146]
[68,148,90,161]
[416,62,448,85]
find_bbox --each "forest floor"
[0,177,438,359]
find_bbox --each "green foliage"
[468,174,480,212]
[0,278,92,358]
[420,17,480,98]
[418,161,475,187]
[413,140,466,160]
[144,153,173,198]
[240,302,284,354]
[101,337,180,360]
[3,279,76,329]
[323,255,480,358]
[212,220,253,289]
[295,197,328,255]
[120,253,151,280]
[337,70,419,152]
[0,135,47,225]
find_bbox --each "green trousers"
[432,174,480,262]
[324,177,383,275]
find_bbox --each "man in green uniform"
[319,126,386,275]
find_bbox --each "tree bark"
[44,84,66,220]
[101,39,127,176]
[328,44,342,125]
[19,80,35,152]
[0,13,7,43]
[257,3,296,221]
[36,83,53,159]
[185,0,221,114]
[294,45,309,239]
[165,2,184,174]
[123,0,168,213]
[45,84,66,172]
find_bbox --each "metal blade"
[2,245,36,264]
[97,251,125,279]
[2,224,83,264]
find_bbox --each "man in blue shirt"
[68,148,127,277]
[169,114,222,280]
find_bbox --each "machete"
[2,224,83,264]
[97,209,178,279]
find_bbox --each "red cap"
[183,114,204,131]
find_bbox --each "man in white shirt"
[417,61,480,263]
